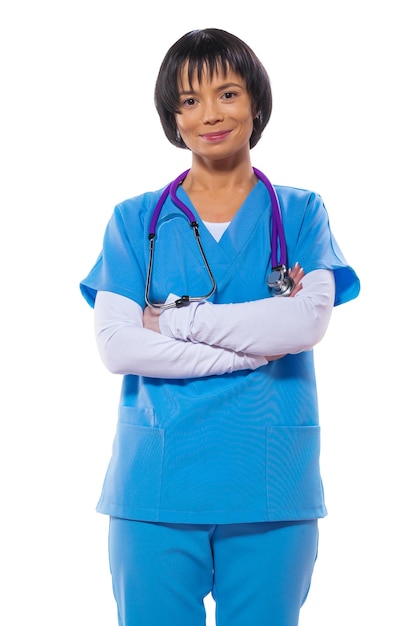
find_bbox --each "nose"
[201,99,223,124]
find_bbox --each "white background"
[1,1,415,624]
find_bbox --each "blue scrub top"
[80,179,360,524]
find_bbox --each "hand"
[265,262,304,362]
[288,262,304,297]
[143,305,162,333]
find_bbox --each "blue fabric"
[109,518,319,626]
[80,179,360,523]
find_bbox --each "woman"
[80,28,360,626]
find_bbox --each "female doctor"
[80,28,360,626]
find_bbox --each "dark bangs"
[154,29,273,149]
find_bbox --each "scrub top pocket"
[97,422,165,518]
[266,425,326,519]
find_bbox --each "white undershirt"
[203,220,230,241]
[94,269,335,380]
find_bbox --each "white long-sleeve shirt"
[94,269,335,379]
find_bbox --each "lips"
[200,130,231,142]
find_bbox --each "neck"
[183,156,256,194]
[180,157,258,223]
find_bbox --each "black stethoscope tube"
[145,168,293,309]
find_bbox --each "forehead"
[177,60,245,91]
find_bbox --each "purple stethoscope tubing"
[252,167,287,270]
[146,168,291,308]
[149,167,287,266]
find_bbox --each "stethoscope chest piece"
[145,167,292,307]
[267,266,294,297]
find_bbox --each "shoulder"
[274,184,321,204]
[274,184,326,221]
[107,188,166,239]
[114,188,164,219]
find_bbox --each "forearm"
[159,270,335,355]
[94,291,267,379]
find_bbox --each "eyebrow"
[178,81,245,96]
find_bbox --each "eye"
[222,91,237,101]
[182,97,197,107]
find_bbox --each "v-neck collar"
[176,180,271,262]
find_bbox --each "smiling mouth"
[200,130,231,142]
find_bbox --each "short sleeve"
[286,190,360,307]
[80,201,148,309]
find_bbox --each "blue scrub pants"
[108,518,318,626]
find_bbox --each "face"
[175,64,256,163]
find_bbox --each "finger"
[289,281,303,297]
[290,263,304,278]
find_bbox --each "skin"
[174,64,259,222]
[143,63,304,360]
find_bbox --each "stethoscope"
[145,167,294,309]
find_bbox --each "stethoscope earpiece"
[267,266,294,297]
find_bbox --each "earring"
[176,128,181,142]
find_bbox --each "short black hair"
[154,28,273,149]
